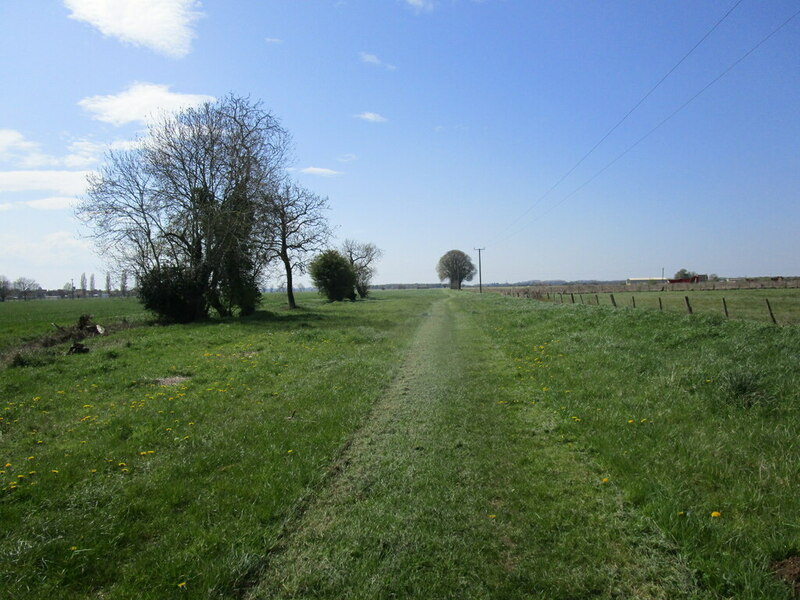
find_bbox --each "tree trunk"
[282,253,296,309]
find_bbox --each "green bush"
[138,266,207,323]
[309,250,357,302]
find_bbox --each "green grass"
[0,297,149,354]
[543,288,800,325]
[0,291,440,598]
[466,292,800,598]
[2,290,798,598]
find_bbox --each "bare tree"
[105,272,112,296]
[14,277,40,300]
[89,273,96,294]
[341,239,383,298]
[80,272,87,295]
[120,271,128,297]
[0,275,9,302]
[264,183,331,309]
[78,95,291,319]
[436,250,476,290]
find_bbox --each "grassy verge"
[248,294,701,599]
[0,291,439,598]
[466,292,799,598]
[539,288,800,325]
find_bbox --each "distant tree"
[0,275,9,301]
[120,271,128,297]
[89,273,96,294]
[309,250,356,302]
[436,250,476,290]
[80,272,87,294]
[105,272,113,296]
[673,268,698,280]
[264,183,331,309]
[14,277,40,300]
[63,281,75,299]
[341,239,383,298]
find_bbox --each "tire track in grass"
[247,295,705,599]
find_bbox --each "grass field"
[0,297,150,354]
[1,291,798,598]
[528,287,800,325]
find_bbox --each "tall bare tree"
[14,277,40,300]
[78,95,291,319]
[341,239,382,298]
[264,183,331,309]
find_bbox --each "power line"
[489,0,745,244]
[495,4,800,240]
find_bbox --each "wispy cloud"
[79,82,214,126]
[64,0,203,58]
[22,196,80,211]
[0,131,142,169]
[405,0,434,11]
[265,37,283,44]
[355,112,388,123]
[359,52,396,71]
[0,170,91,195]
[299,167,343,177]
[338,153,358,163]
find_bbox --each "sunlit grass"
[0,291,440,598]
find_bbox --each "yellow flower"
[710,511,721,518]
[627,419,635,424]
[70,546,78,551]
[601,477,609,484]
[51,469,59,474]
[487,514,496,519]
[177,582,187,588]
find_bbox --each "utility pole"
[474,248,485,293]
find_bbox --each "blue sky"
[1,0,798,289]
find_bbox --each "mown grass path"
[248,295,702,599]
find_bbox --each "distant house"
[668,275,708,284]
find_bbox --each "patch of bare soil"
[155,376,190,386]
[773,556,800,595]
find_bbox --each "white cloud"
[338,153,358,163]
[299,167,343,177]
[0,130,60,168]
[79,82,215,126]
[22,197,80,211]
[64,0,203,58]
[405,0,434,11]
[0,170,91,195]
[265,37,283,44]
[355,112,388,123]
[360,52,396,71]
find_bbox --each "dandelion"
[70,546,78,551]
[601,477,609,484]
[710,511,721,518]
[177,581,187,589]
[677,511,686,516]
[287,449,293,453]
[627,419,635,424]
[51,469,59,473]
[487,514,496,519]
[27,456,35,460]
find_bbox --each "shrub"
[138,266,207,323]
[309,251,357,302]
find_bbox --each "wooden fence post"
[570,293,575,304]
[658,297,663,311]
[631,296,636,309]
[595,294,599,305]
[610,294,617,308]
[579,294,584,304]
[684,296,693,315]
[766,298,777,325]
[722,297,729,319]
